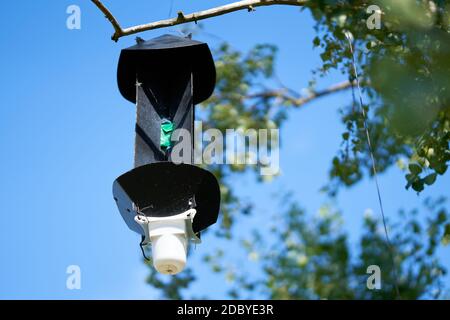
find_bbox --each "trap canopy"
[112,34,221,275]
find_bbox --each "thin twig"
[91,0,123,41]
[247,80,354,107]
[91,0,308,42]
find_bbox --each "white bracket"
[134,208,201,246]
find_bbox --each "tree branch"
[91,0,308,42]
[248,80,355,107]
[90,1,351,106]
[91,0,124,41]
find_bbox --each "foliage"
[305,0,450,193]
[224,198,448,299]
[200,43,284,237]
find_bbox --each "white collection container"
[135,209,199,275]
[149,218,188,275]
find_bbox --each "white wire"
[344,31,401,298]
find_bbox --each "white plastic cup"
[149,219,188,275]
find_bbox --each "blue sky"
[0,1,448,299]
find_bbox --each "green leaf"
[442,224,450,246]
[435,163,448,175]
[409,163,422,175]
[423,173,437,186]
[411,180,424,192]
[342,132,350,140]
[313,36,321,47]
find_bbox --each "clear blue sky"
[0,1,448,299]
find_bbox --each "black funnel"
[117,34,216,105]
[113,163,220,234]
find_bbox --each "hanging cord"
[344,32,401,299]
[139,235,151,262]
[134,205,151,262]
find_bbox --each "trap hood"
[113,162,221,235]
[117,34,216,105]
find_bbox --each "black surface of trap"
[117,34,216,105]
[113,34,220,239]
[113,162,220,235]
